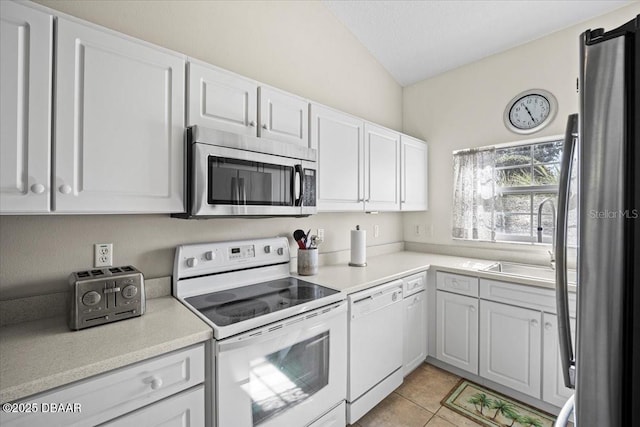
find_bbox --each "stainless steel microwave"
[174,126,317,218]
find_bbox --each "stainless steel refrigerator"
[555,14,639,427]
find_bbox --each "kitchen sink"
[483,261,577,284]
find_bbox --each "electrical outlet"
[374,225,379,238]
[94,243,113,267]
[317,228,325,242]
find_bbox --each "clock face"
[509,94,550,130]
[504,89,558,135]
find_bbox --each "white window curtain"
[452,148,496,241]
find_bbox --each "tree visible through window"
[452,138,564,244]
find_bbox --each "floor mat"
[441,379,556,427]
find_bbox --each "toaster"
[69,265,145,330]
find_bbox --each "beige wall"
[402,3,640,260]
[0,0,403,299]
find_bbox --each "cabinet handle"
[545,322,553,330]
[262,124,269,130]
[145,376,163,390]
[30,184,45,194]
[530,319,539,327]
[469,305,476,312]
[59,184,72,194]
[249,121,256,127]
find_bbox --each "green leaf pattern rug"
[442,380,557,427]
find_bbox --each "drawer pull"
[545,322,553,330]
[144,376,163,390]
[530,319,539,327]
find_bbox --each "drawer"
[101,385,205,427]
[1,344,205,427]
[436,271,479,297]
[403,271,427,296]
[480,279,577,317]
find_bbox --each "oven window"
[208,156,293,206]
[249,331,329,426]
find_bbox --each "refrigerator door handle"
[555,113,578,389]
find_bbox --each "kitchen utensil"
[293,229,306,249]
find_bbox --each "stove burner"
[184,277,340,329]
[205,292,236,303]
[267,279,294,289]
[278,285,323,302]
[215,299,270,324]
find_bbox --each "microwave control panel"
[302,169,316,206]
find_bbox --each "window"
[452,137,564,244]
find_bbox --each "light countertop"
[0,297,212,403]
[1,250,569,404]
[294,251,563,294]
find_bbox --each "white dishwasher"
[347,280,404,424]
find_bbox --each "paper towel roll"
[349,227,367,267]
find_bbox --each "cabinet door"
[258,86,309,147]
[101,385,204,427]
[436,291,478,374]
[364,123,400,211]
[0,1,52,213]
[55,18,185,213]
[187,62,257,136]
[480,300,541,398]
[400,135,428,211]
[542,313,576,407]
[403,291,427,376]
[310,104,364,211]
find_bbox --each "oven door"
[192,143,308,216]
[215,302,347,427]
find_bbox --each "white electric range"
[173,237,347,427]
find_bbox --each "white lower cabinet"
[403,290,427,376]
[436,291,478,374]
[101,385,204,427]
[479,300,541,398]
[542,313,576,407]
[0,344,205,427]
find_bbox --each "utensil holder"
[297,248,318,276]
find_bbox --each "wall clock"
[503,89,558,135]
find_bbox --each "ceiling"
[323,0,633,86]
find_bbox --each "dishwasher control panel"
[69,265,145,330]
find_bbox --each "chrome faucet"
[537,198,557,268]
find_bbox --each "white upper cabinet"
[364,123,400,211]
[401,135,428,211]
[258,86,309,148]
[187,63,311,149]
[311,104,364,211]
[0,1,53,213]
[55,17,185,213]
[187,61,258,136]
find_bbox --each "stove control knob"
[277,247,284,256]
[122,285,138,299]
[204,251,215,261]
[82,290,101,306]
[264,245,271,254]
[186,257,198,268]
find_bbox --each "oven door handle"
[294,165,303,206]
[216,301,346,352]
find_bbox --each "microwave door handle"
[231,177,239,205]
[556,113,578,389]
[239,177,246,205]
[294,165,303,206]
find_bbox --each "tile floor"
[350,362,484,427]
